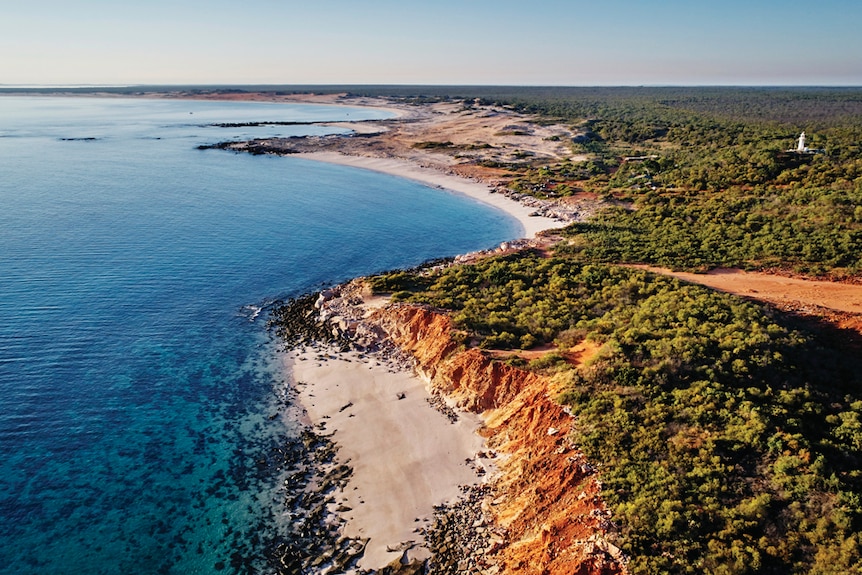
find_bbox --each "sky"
[2,0,860,86]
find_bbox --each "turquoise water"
[0,97,520,574]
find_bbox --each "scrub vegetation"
[316,85,862,278]
[367,87,862,574]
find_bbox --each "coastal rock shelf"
[268,280,627,575]
[266,430,370,575]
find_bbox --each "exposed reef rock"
[261,429,371,575]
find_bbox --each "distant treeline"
[9,84,861,126]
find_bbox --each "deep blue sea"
[0,96,519,574]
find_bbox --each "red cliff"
[371,304,627,575]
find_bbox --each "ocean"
[0,96,520,574]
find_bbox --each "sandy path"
[289,348,485,570]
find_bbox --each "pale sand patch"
[301,151,568,239]
[289,348,485,570]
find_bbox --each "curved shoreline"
[298,151,569,239]
[192,91,588,242]
[196,94,578,571]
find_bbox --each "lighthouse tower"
[796,132,807,152]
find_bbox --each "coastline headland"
[237,94,624,573]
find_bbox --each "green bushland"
[369,252,862,574]
[557,185,862,278]
[309,85,862,572]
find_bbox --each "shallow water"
[0,96,519,574]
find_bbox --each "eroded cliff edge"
[315,282,628,575]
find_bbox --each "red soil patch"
[486,340,601,369]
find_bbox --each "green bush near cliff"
[366,86,862,572]
[369,253,862,574]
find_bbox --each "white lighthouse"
[796,132,807,153]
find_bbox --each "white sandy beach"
[289,348,486,569]
[302,151,568,239]
[282,125,562,572]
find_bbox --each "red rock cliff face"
[371,304,627,575]
[376,304,537,412]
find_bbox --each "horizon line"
[2,83,862,90]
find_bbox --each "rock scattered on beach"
[421,485,505,575]
[261,429,374,575]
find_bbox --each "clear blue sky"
[2,0,860,86]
